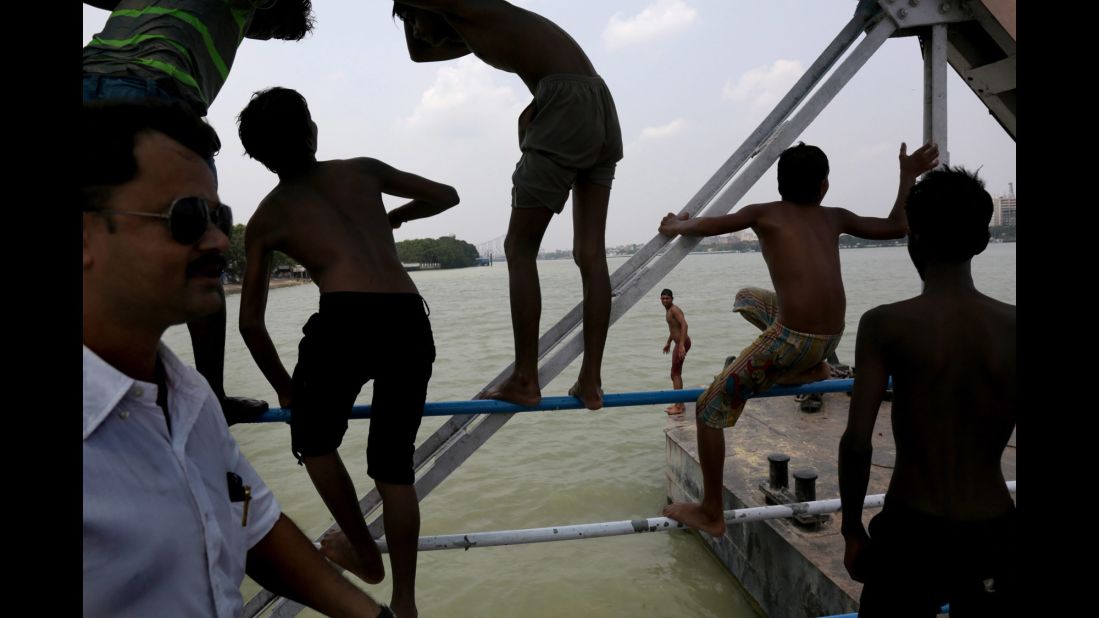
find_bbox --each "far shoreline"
[223,278,309,296]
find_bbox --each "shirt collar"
[83,346,137,440]
[83,343,212,441]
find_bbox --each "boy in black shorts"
[237,87,459,618]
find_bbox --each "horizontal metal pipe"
[243,378,877,424]
[355,482,1015,553]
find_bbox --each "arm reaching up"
[834,142,940,240]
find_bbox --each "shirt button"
[132,387,144,397]
[119,410,130,420]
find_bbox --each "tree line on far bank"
[223,224,480,281]
[394,236,480,268]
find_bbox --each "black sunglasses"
[93,197,233,245]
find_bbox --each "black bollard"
[793,468,818,503]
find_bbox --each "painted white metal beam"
[924,24,950,165]
[368,481,1017,553]
[878,0,972,30]
[963,55,1015,95]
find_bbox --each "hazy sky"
[83,0,1016,253]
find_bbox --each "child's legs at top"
[502,206,555,385]
[507,105,577,384]
[571,178,611,393]
[505,74,622,401]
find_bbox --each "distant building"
[992,194,1016,227]
[698,234,730,246]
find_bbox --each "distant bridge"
[474,234,505,262]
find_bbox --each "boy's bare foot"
[319,529,385,585]
[665,404,685,415]
[663,502,726,538]
[777,361,832,386]
[480,374,542,406]
[569,380,604,410]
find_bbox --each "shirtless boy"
[237,87,459,617]
[393,0,623,410]
[658,141,938,537]
[839,167,1016,616]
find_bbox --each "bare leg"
[305,453,385,584]
[569,180,612,410]
[482,207,554,407]
[187,295,227,396]
[663,417,727,537]
[377,482,420,618]
[188,287,268,424]
[663,369,681,413]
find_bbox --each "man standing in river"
[660,289,690,415]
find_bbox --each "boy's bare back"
[400,0,597,92]
[248,159,418,295]
[747,200,853,334]
[660,142,940,335]
[868,291,1016,520]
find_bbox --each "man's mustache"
[186,253,227,277]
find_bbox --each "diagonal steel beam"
[539,14,898,387]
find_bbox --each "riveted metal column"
[923,19,949,165]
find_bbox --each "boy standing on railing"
[391,0,623,410]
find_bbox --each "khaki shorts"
[511,74,624,213]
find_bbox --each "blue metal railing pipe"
[819,604,949,618]
[243,378,882,424]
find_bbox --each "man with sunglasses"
[83,100,395,618]
[83,0,318,424]
[237,87,459,618]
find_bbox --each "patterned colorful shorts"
[696,287,842,429]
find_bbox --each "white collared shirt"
[83,344,280,617]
